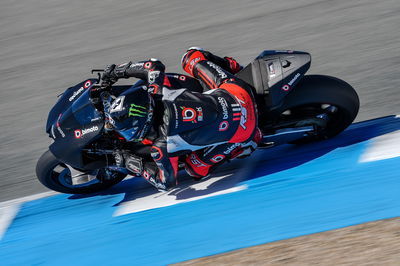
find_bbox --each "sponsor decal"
[234,96,248,130]
[223,143,241,155]
[172,103,179,129]
[206,61,227,79]
[57,126,65,138]
[196,107,203,121]
[110,96,125,113]
[181,106,203,123]
[55,113,66,138]
[170,74,187,82]
[144,62,152,69]
[69,80,92,102]
[142,170,151,180]
[189,154,207,167]
[281,73,301,92]
[218,97,229,119]
[288,73,301,86]
[210,154,225,163]
[182,107,196,122]
[218,121,229,131]
[128,103,146,117]
[189,57,201,71]
[74,125,99,139]
[129,62,145,68]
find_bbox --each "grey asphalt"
[1,0,399,202]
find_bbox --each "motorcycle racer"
[96,48,260,191]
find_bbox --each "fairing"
[46,79,139,169]
[48,87,104,169]
[236,50,311,111]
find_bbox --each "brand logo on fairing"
[74,125,99,139]
[57,126,65,138]
[69,80,92,101]
[128,104,146,117]
[281,73,301,91]
[288,73,301,86]
[56,113,65,138]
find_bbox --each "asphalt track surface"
[0,0,399,194]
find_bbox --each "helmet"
[109,86,154,141]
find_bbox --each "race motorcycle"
[36,50,360,194]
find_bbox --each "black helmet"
[109,86,154,141]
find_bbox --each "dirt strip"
[175,217,400,266]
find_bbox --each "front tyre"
[36,150,126,194]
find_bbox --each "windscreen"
[71,90,102,125]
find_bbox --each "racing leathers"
[102,48,259,191]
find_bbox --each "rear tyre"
[36,150,126,194]
[269,75,359,143]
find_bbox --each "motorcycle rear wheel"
[36,150,126,194]
[269,75,359,143]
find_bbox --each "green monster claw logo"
[128,103,146,117]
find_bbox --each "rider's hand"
[101,64,118,87]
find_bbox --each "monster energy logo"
[128,103,146,117]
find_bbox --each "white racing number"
[110,96,125,113]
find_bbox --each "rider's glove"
[224,56,242,74]
[120,152,144,176]
[101,64,118,86]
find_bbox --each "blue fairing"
[47,79,104,168]
[46,79,98,134]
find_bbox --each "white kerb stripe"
[0,205,20,240]
[359,130,400,162]
[0,191,58,240]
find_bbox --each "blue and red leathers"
[102,48,259,191]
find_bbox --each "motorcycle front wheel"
[36,150,127,194]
